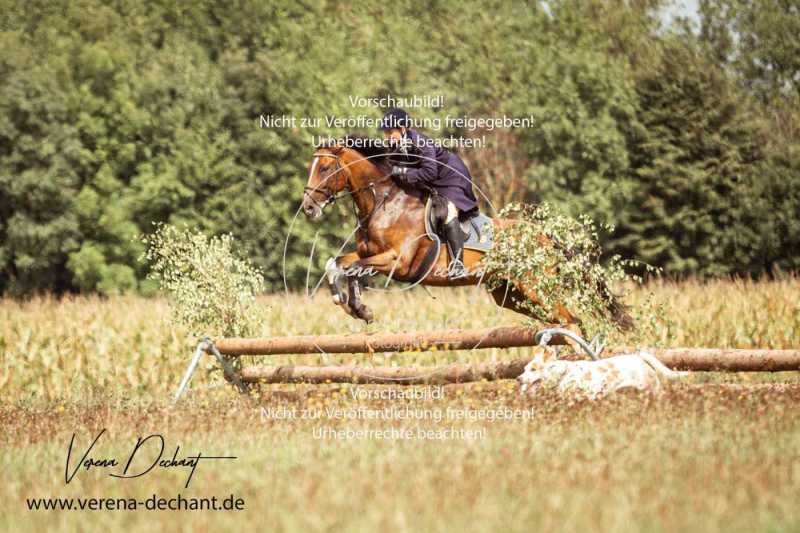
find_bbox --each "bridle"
[303,152,346,211]
[303,151,393,229]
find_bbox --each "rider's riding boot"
[443,218,469,280]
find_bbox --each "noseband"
[303,151,393,218]
[303,151,344,211]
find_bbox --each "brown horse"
[300,137,632,332]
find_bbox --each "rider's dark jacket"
[393,128,479,214]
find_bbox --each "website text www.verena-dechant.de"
[26,493,245,512]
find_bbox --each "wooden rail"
[215,326,558,356]
[211,327,800,385]
[173,328,800,400]
[240,359,529,384]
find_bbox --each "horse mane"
[317,134,391,171]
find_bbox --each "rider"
[379,107,480,279]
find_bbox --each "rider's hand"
[391,166,407,178]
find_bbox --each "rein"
[304,152,393,230]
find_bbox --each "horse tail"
[548,232,635,331]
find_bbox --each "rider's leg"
[442,200,468,279]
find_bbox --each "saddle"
[424,195,493,253]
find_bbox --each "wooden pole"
[215,326,560,356]
[609,347,800,372]
[214,328,800,384]
[239,359,529,384]
[238,347,800,385]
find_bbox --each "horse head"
[301,145,351,219]
[301,138,390,219]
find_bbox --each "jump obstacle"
[172,326,800,402]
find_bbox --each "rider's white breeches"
[445,200,458,223]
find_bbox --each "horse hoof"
[356,306,374,324]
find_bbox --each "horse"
[300,136,632,334]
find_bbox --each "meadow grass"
[2,276,799,401]
[1,278,799,531]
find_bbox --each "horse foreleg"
[344,249,407,323]
[346,276,373,324]
[325,253,378,323]
[326,249,411,323]
[350,249,401,272]
[325,254,358,318]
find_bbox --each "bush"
[140,224,264,339]
[479,203,645,338]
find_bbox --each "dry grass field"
[1,277,800,531]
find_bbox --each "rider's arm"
[397,142,438,186]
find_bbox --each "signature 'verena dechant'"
[65,429,236,488]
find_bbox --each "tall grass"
[1,278,800,532]
[1,277,798,401]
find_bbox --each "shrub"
[480,203,649,338]
[139,224,264,339]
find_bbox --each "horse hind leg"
[490,281,543,319]
[490,281,587,354]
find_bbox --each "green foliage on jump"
[0,0,798,296]
[480,203,646,337]
[140,224,264,338]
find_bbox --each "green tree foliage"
[0,0,797,296]
[616,37,770,275]
[0,0,344,294]
[523,0,800,276]
[697,0,800,272]
[700,0,800,103]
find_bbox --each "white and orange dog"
[518,348,688,399]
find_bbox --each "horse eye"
[319,165,329,172]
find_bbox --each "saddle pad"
[424,197,494,253]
